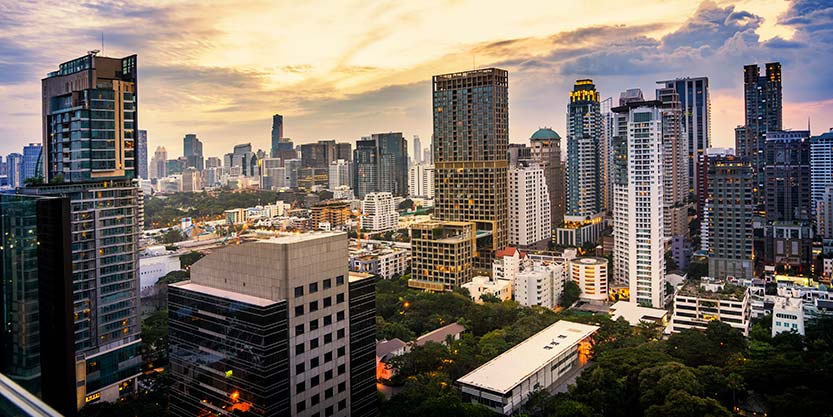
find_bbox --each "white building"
[408,163,434,198]
[569,257,608,301]
[329,159,352,190]
[810,129,833,204]
[493,247,527,284]
[182,167,202,192]
[332,185,355,200]
[462,275,512,303]
[158,175,182,193]
[458,320,598,415]
[670,278,751,336]
[772,296,805,337]
[349,242,410,279]
[508,160,551,249]
[139,253,181,292]
[514,262,565,309]
[612,94,666,308]
[362,192,399,232]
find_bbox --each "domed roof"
[530,127,561,141]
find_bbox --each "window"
[294,286,304,297]
[324,352,333,362]
[310,301,319,312]
[311,357,319,368]
[324,297,332,308]
[296,343,304,354]
[325,406,334,416]
[337,329,345,339]
[309,282,318,293]
[337,346,345,357]
[337,311,345,321]
[296,363,305,374]
[338,383,346,393]
[336,275,344,285]
[295,305,304,317]
[310,338,319,349]
[325,388,333,399]
[338,399,346,410]
[325,369,333,380]
[324,333,332,344]
[323,278,332,289]
[338,364,346,375]
[336,293,344,303]
[324,315,333,325]
[297,401,306,413]
[296,382,305,393]
[311,394,320,406]
[295,324,304,335]
[310,319,319,331]
[311,375,320,387]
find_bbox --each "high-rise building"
[409,221,476,291]
[42,52,137,182]
[183,134,204,171]
[706,155,755,279]
[742,63,783,201]
[817,186,833,240]
[34,52,143,407]
[271,113,284,156]
[422,147,432,166]
[600,97,614,213]
[408,163,434,198]
[656,86,690,241]
[657,77,710,196]
[508,160,550,249]
[507,144,531,168]
[352,133,408,198]
[150,146,167,179]
[764,130,812,270]
[6,153,22,188]
[22,143,42,183]
[412,135,422,165]
[432,68,508,268]
[181,166,201,192]
[612,92,666,308]
[698,147,735,253]
[565,80,603,218]
[0,194,76,416]
[336,142,352,163]
[810,129,833,204]
[361,192,398,233]
[136,130,148,179]
[328,159,352,190]
[301,140,337,169]
[228,143,258,176]
[168,233,376,417]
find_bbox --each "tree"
[479,293,501,303]
[644,390,731,417]
[160,228,186,244]
[560,280,581,307]
[398,198,414,210]
[179,251,205,269]
[685,260,708,281]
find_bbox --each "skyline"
[1,0,832,157]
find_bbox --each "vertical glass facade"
[348,274,377,417]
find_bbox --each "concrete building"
[741,62,782,200]
[458,321,598,415]
[817,186,833,241]
[408,221,475,291]
[698,147,735,253]
[361,192,398,233]
[656,86,690,242]
[612,92,666,308]
[462,276,512,303]
[183,134,204,171]
[670,278,751,336]
[329,159,352,190]
[311,201,351,230]
[138,252,181,292]
[772,296,804,337]
[508,160,551,249]
[181,166,201,192]
[150,146,167,179]
[811,128,833,205]
[706,155,755,279]
[168,233,376,417]
[408,163,434,198]
[514,262,565,309]
[609,301,668,327]
[569,257,608,301]
[492,247,527,284]
[136,130,148,179]
[349,242,409,280]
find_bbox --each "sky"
[1,0,832,159]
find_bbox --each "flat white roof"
[609,300,668,326]
[171,281,277,307]
[263,231,346,244]
[457,320,598,394]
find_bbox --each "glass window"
[294,286,304,297]
[310,301,319,312]
[323,279,332,289]
[295,305,304,317]
[296,343,304,354]
[336,275,344,285]
[295,324,304,335]
[324,297,332,308]
[296,382,305,393]
[309,282,318,293]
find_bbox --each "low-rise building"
[569,257,608,301]
[514,262,565,309]
[772,296,805,337]
[311,201,351,230]
[458,321,598,415]
[139,253,181,293]
[362,192,399,233]
[462,276,512,303]
[349,243,409,280]
[408,221,475,291]
[670,278,751,336]
[609,301,668,327]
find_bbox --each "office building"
[658,77,711,196]
[670,278,751,336]
[0,194,76,416]
[21,144,42,183]
[35,52,143,407]
[6,153,22,188]
[656,86,690,241]
[168,233,376,417]
[612,91,666,308]
[150,146,167,179]
[817,186,833,240]
[352,133,408,198]
[271,114,284,156]
[458,321,598,415]
[361,192,398,233]
[183,134,204,171]
[697,147,734,251]
[353,139,378,198]
[328,159,352,190]
[706,155,755,279]
[408,221,475,291]
[764,130,812,269]
[810,129,833,204]
[508,160,550,249]
[742,62,783,200]
[336,143,352,163]
[432,68,508,268]
[285,159,301,188]
[227,143,258,177]
[422,147,432,166]
[569,257,608,301]
[408,163,434,199]
[412,135,422,165]
[301,140,337,169]
[349,243,409,280]
[136,130,148,179]
[181,167,201,192]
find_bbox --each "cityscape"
[0,1,832,417]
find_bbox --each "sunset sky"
[1,0,831,158]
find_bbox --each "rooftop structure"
[609,301,669,326]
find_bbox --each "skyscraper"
[6,153,22,188]
[271,113,284,149]
[530,128,564,233]
[742,63,782,199]
[31,52,143,407]
[351,133,408,198]
[168,233,377,417]
[22,143,42,183]
[508,160,551,249]
[336,142,352,162]
[150,146,167,179]
[328,159,352,190]
[810,129,833,204]
[612,91,666,308]
[656,86,690,241]
[658,77,711,196]
[183,133,204,171]
[412,135,422,165]
[432,68,508,268]
[566,80,603,218]
[706,155,755,279]
[136,130,148,179]
[353,139,378,198]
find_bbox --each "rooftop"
[677,279,747,301]
[170,281,277,307]
[457,320,599,394]
[530,127,561,141]
[348,271,375,283]
[609,301,668,326]
[416,323,466,346]
[376,338,407,360]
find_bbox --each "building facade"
[328,159,352,190]
[507,160,550,249]
[742,63,782,202]
[707,155,755,279]
[136,130,148,179]
[658,77,711,196]
[183,134,204,171]
[569,257,608,301]
[671,279,751,336]
[407,163,434,199]
[529,128,564,233]
[22,143,42,183]
[565,80,603,219]
[408,221,475,291]
[361,193,398,233]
